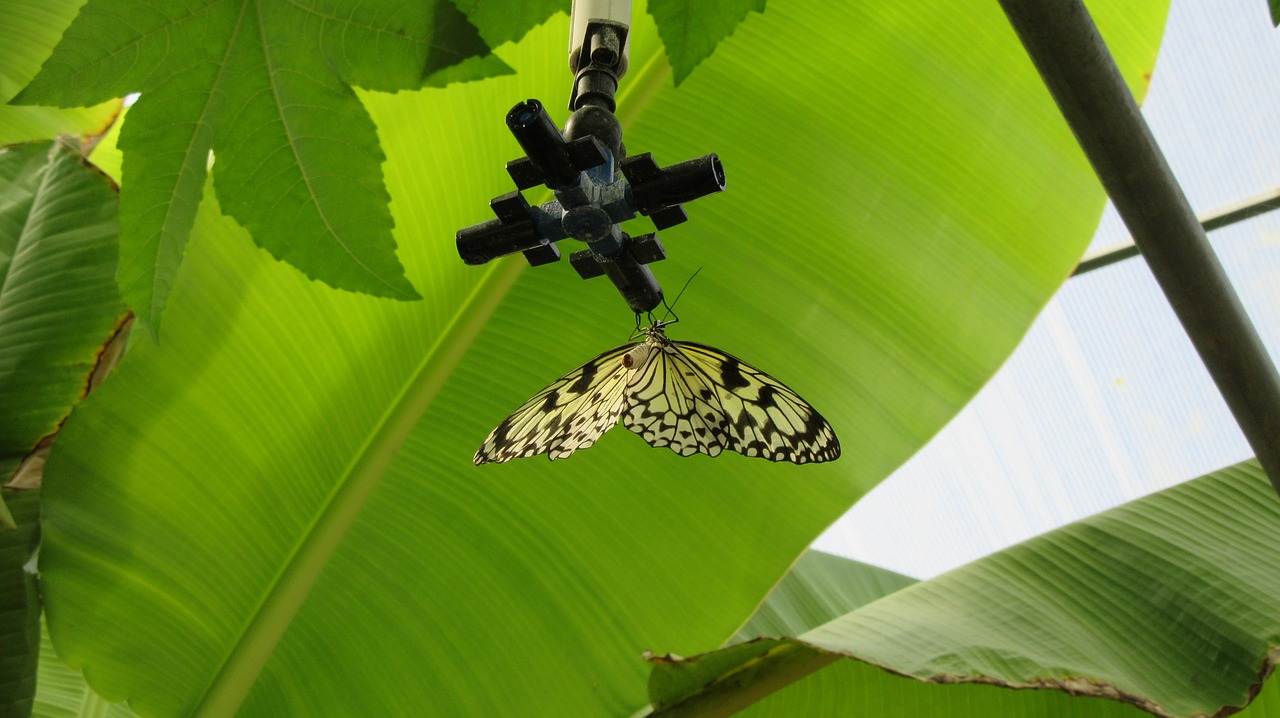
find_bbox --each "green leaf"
[11,1,500,336]
[724,554,1280,718]
[38,1,1167,715]
[648,0,766,85]
[31,616,138,718]
[1,489,41,717]
[732,551,917,643]
[1271,0,1280,27]
[646,552,914,716]
[451,0,567,47]
[650,461,1280,717]
[740,659,1269,718]
[0,0,120,145]
[422,54,517,88]
[0,140,126,485]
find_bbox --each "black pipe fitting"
[454,19,723,316]
[506,100,581,189]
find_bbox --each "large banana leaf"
[0,138,125,716]
[32,618,137,718]
[0,140,127,514]
[652,461,1280,718]
[37,1,1166,715]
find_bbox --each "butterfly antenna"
[658,267,702,327]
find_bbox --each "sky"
[814,0,1280,578]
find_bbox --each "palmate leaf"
[451,0,569,47]
[647,0,766,85]
[650,461,1280,718]
[10,0,510,337]
[38,1,1166,715]
[0,1,119,144]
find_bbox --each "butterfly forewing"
[666,341,841,463]
[473,344,634,464]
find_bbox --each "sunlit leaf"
[648,0,765,85]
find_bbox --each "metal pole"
[997,0,1280,497]
[1072,188,1280,277]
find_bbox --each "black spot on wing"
[756,385,777,408]
[567,361,598,393]
[491,419,511,446]
[719,358,750,390]
[539,390,560,411]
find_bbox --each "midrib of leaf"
[249,0,400,296]
[117,3,244,320]
[7,143,61,292]
[282,0,423,47]
[190,255,525,716]
[680,0,695,47]
[19,0,226,103]
[188,31,673,714]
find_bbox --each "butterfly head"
[630,315,676,346]
[630,267,697,343]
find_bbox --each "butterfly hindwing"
[473,344,633,464]
[621,339,730,457]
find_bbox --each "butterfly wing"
[475,327,839,465]
[474,344,634,464]
[621,339,731,457]
[666,341,841,463]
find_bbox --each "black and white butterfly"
[473,320,840,465]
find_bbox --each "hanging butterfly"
[473,318,840,465]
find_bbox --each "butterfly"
[473,319,840,465]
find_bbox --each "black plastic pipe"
[506,100,580,189]
[998,0,1280,497]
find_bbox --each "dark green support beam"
[999,0,1280,498]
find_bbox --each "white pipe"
[569,0,631,77]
